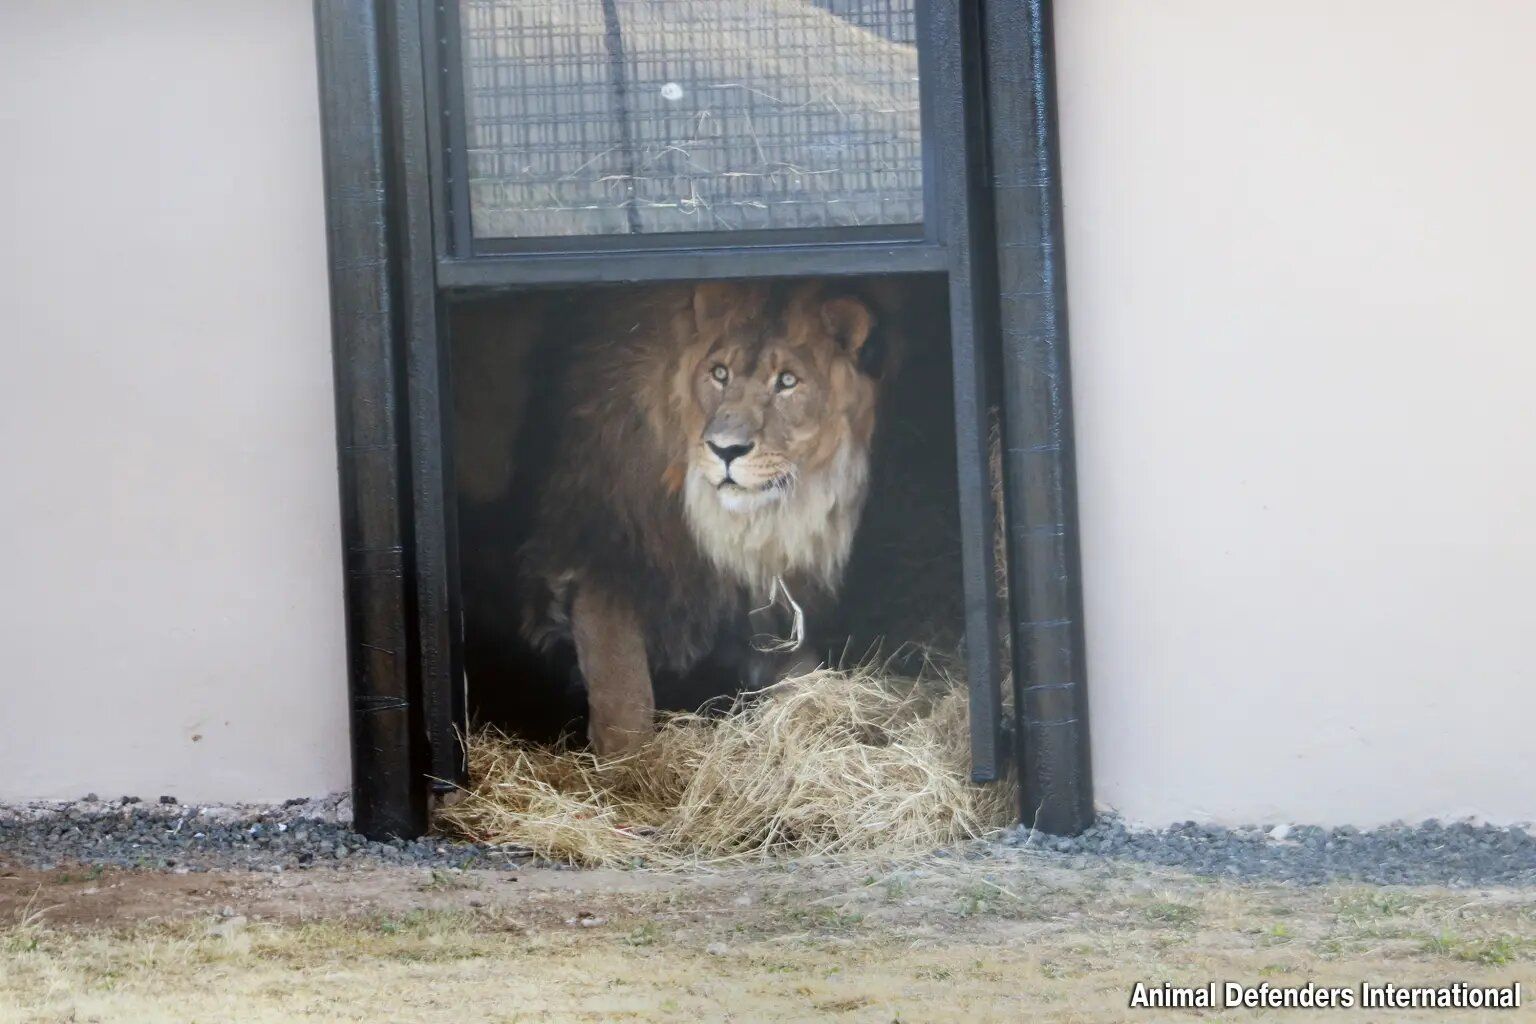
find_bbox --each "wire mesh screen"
[459,0,923,239]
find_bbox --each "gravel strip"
[0,795,522,874]
[1001,814,1536,887]
[4,798,1534,886]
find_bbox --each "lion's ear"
[821,296,881,375]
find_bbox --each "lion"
[517,280,891,754]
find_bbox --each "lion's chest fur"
[682,440,869,600]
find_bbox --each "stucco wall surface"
[1055,1,1536,825]
[0,1,350,802]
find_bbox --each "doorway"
[312,0,1091,840]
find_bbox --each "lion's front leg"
[570,584,654,756]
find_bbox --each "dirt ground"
[3,855,1533,1023]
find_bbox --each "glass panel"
[459,0,923,239]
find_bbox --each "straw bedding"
[437,664,1013,867]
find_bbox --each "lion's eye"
[776,370,798,391]
[710,364,729,384]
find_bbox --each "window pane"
[459,0,923,239]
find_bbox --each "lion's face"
[682,283,882,514]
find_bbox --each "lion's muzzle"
[705,439,755,479]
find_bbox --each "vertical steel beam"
[313,0,429,839]
[982,0,1095,834]
[385,0,465,793]
[932,0,1006,782]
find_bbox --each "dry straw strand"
[438,664,1014,867]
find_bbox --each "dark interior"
[449,274,964,743]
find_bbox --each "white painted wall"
[0,1,350,802]
[1056,2,1536,825]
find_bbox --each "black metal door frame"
[313,0,1091,840]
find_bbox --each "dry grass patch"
[438,665,1014,867]
[7,890,1533,1024]
[4,862,1535,1024]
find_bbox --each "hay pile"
[438,665,1014,867]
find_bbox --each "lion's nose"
[706,440,754,468]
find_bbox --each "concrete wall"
[0,2,350,802]
[1056,1,1536,825]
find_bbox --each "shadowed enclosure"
[451,275,964,742]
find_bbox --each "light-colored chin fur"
[683,441,869,598]
[713,484,785,515]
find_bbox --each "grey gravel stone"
[1003,814,1536,887]
[5,797,1533,887]
[0,796,523,873]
